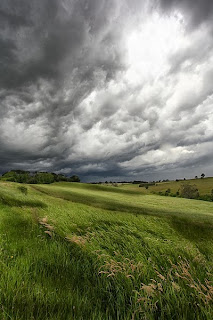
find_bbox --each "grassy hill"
[0,181,213,319]
[120,177,213,196]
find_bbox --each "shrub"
[17,186,28,195]
[112,183,118,187]
[198,194,212,202]
[170,193,176,197]
[139,183,155,188]
[180,183,199,199]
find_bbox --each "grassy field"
[120,177,213,196]
[0,181,213,319]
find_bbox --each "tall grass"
[0,181,213,319]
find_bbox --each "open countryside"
[0,178,213,319]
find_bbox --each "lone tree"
[201,173,205,179]
[195,176,198,179]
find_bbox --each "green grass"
[0,181,213,319]
[119,177,213,196]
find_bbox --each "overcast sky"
[0,0,213,181]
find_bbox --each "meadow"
[120,177,213,196]
[0,180,213,319]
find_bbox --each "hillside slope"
[0,181,213,319]
[120,177,213,196]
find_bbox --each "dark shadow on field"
[32,186,213,257]
[170,217,213,258]
[31,186,163,216]
[70,184,142,195]
[0,191,47,208]
[58,182,141,195]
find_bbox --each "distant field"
[119,177,213,195]
[0,181,213,319]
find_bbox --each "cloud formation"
[0,0,213,181]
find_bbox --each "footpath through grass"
[0,181,213,319]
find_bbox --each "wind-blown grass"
[0,181,213,319]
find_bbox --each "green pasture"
[0,181,213,319]
[120,177,213,195]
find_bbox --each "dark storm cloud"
[0,0,213,181]
[0,0,130,172]
[0,0,86,88]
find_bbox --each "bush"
[170,193,176,197]
[112,183,118,187]
[139,183,155,188]
[17,186,28,195]
[179,183,199,199]
[198,194,212,202]
[165,188,171,195]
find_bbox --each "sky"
[0,0,213,182]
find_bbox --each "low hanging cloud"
[0,0,213,181]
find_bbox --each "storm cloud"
[0,0,213,181]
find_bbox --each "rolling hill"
[0,181,213,319]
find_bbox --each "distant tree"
[195,176,198,179]
[2,170,30,183]
[69,175,80,182]
[33,172,55,184]
[201,173,205,179]
[2,170,81,184]
[58,174,68,182]
[2,170,65,184]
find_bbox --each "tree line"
[1,170,80,184]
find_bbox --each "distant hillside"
[119,177,213,202]
[148,177,213,196]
